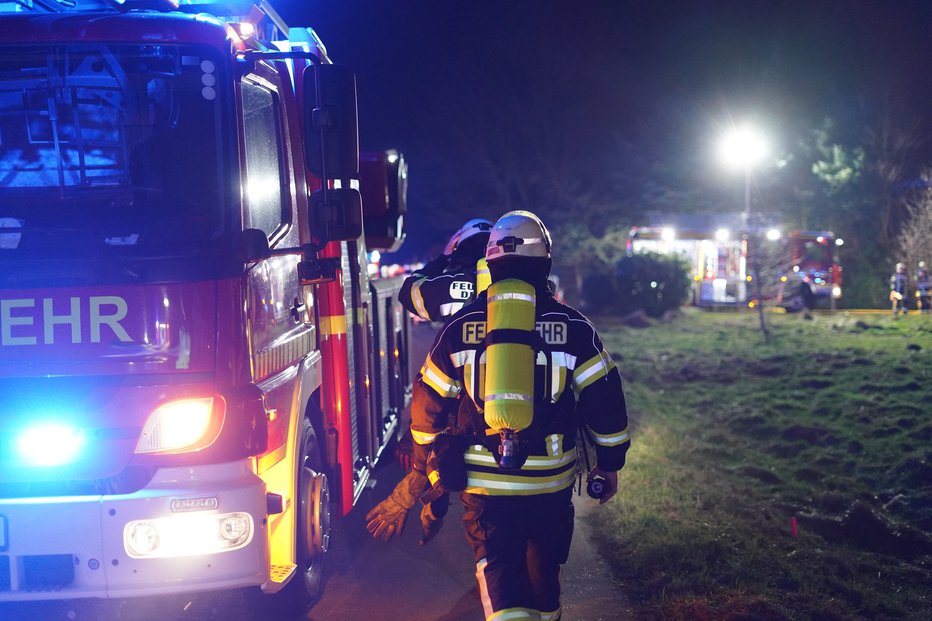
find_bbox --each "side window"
[242,79,287,238]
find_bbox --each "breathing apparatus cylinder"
[476,258,491,296]
[483,278,536,469]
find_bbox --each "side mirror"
[359,150,407,252]
[303,64,359,180]
[309,187,363,244]
[240,228,271,262]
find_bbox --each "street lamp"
[719,124,770,337]
[718,125,768,225]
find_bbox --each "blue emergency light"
[16,424,85,467]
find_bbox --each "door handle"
[291,297,307,322]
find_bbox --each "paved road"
[306,459,636,621]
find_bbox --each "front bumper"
[0,460,268,602]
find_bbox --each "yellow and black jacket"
[399,255,491,322]
[410,288,630,496]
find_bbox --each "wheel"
[271,417,331,615]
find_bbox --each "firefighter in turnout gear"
[394,218,494,471]
[891,262,909,316]
[399,218,493,322]
[916,261,930,313]
[369,210,630,621]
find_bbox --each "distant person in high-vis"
[367,210,630,621]
[891,262,908,316]
[916,261,930,313]
[398,218,493,322]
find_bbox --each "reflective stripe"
[540,608,562,621]
[411,280,430,320]
[421,359,461,398]
[546,434,562,457]
[319,314,346,336]
[450,350,473,368]
[590,427,630,447]
[488,292,536,303]
[439,301,465,316]
[489,609,541,621]
[465,445,576,470]
[550,352,569,401]
[411,429,440,445]
[477,558,494,620]
[465,469,576,495]
[428,470,440,485]
[573,351,616,391]
[485,392,533,403]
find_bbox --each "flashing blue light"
[16,424,85,467]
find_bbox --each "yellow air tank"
[483,279,536,464]
[476,258,491,295]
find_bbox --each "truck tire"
[272,415,331,614]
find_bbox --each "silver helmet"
[485,211,552,263]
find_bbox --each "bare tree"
[896,183,932,286]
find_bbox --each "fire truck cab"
[0,0,411,613]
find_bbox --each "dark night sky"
[275,0,932,262]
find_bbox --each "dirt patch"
[896,458,932,489]
[735,465,783,485]
[767,442,806,458]
[863,381,922,393]
[914,425,932,441]
[800,378,833,389]
[746,360,787,377]
[781,424,836,445]
[794,467,822,482]
[813,491,850,514]
[798,502,932,557]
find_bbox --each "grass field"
[591,309,932,621]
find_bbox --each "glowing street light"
[718,125,769,223]
[719,124,771,338]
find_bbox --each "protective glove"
[395,430,414,472]
[365,470,428,542]
[418,493,449,546]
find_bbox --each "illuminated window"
[242,80,287,239]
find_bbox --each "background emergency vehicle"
[628,217,842,308]
[0,0,411,614]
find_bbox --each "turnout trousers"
[461,488,575,621]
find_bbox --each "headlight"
[124,512,253,558]
[135,396,224,455]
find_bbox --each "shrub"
[581,271,617,313]
[615,252,691,317]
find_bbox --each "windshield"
[0,43,229,260]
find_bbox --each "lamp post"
[719,125,769,337]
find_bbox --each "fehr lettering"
[0,296,133,346]
[462,321,567,345]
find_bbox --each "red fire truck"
[0,0,411,613]
[782,230,843,303]
[628,224,842,308]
